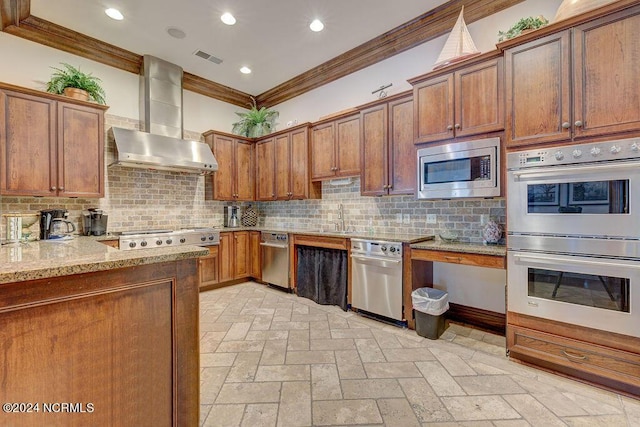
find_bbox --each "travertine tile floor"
[199,282,639,426]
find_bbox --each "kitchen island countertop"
[0,237,208,284]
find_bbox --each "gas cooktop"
[118,227,219,250]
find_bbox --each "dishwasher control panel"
[351,239,402,257]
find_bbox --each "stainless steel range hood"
[110,55,218,174]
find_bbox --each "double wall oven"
[507,137,640,338]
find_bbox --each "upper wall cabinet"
[311,114,360,180]
[256,124,320,201]
[0,83,107,197]
[204,131,254,201]
[503,5,640,149]
[410,55,504,144]
[360,94,415,196]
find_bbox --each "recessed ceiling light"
[240,66,252,74]
[309,19,324,32]
[166,27,186,39]
[221,12,236,25]
[105,8,124,21]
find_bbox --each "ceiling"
[30,0,451,96]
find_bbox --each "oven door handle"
[513,253,640,270]
[511,161,638,181]
[351,254,402,265]
[260,242,289,249]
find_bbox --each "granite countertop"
[411,239,506,256]
[213,226,435,244]
[0,237,208,285]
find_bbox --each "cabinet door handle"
[444,256,462,262]
[446,125,453,131]
[388,185,392,190]
[561,122,571,129]
[574,120,583,128]
[50,186,57,191]
[562,350,587,361]
[454,123,460,129]
[59,187,64,191]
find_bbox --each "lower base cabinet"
[215,231,258,285]
[199,246,220,288]
[0,259,199,426]
[508,313,640,397]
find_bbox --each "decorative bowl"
[439,230,459,243]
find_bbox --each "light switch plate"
[403,214,410,224]
[427,214,437,224]
[395,213,402,224]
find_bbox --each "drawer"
[508,325,640,391]
[293,234,348,250]
[412,249,505,269]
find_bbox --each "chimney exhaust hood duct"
[110,55,218,174]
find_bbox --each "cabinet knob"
[272,193,275,198]
[446,125,453,131]
[574,120,583,128]
[388,185,392,190]
[50,186,57,191]
[561,122,571,129]
[454,124,460,129]
[58,187,64,191]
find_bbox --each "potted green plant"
[498,16,549,42]
[232,97,279,138]
[45,63,107,105]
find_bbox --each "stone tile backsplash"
[1,113,505,243]
[254,178,505,244]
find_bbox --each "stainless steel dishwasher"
[261,232,290,290]
[350,238,403,321]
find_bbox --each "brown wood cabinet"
[256,124,320,201]
[249,230,261,279]
[204,131,254,201]
[219,231,251,281]
[0,259,199,426]
[411,56,504,144]
[508,313,640,397]
[0,83,107,197]
[311,114,360,180]
[360,94,415,196]
[199,245,219,288]
[504,7,640,148]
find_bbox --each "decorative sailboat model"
[433,7,481,70]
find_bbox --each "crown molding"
[1,0,524,108]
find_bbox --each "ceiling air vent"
[193,50,223,64]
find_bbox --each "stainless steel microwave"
[416,137,500,199]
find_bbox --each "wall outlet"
[481,214,488,225]
[403,214,410,224]
[395,213,402,224]
[426,214,437,224]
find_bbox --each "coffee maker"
[39,209,72,240]
[223,205,241,228]
[82,208,108,236]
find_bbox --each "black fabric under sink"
[296,245,347,311]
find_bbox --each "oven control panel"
[507,137,640,169]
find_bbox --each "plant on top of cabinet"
[497,16,549,42]
[232,97,279,138]
[45,63,107,105]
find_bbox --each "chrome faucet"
[336,203,345,232]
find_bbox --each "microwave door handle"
[513,253,640,270]
[511,161,638,181]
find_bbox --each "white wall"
[273,0,562,126]
[0,32,240,133]
[433,263,507,313]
